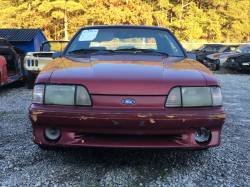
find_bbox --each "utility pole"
[64,0,69,41]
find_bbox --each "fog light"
[44,128,60,141]
[195,127,211,144]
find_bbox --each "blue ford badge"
[121,98,136,105]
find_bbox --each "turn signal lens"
[32,84,45,104]
[211,87,223,106]
[165,87,182,107]
[76,86,92,106]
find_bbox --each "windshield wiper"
[140,49,169,56]
[113,48,169,56]
[67,48,169,57]
[67,49,115,55]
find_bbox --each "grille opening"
[74,133,183,142]
[33,53,53,58]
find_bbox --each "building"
[0,29,47,54]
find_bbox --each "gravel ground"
[0,74,250,187]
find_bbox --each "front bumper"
[29,104,225,149]
[226,60,239,70]
[240,62,250,71]
[226,61,250,71]
[203,58,220,69]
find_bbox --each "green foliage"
[0,0,249,42]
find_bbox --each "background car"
[191,44,226,63]
[24,41,68,88]
[0,38,24,86]
[203,45,250,70]
[0,55,8,86]
[224,53,250,72]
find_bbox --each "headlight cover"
[45,85,75,105]
[182,87,212,107]
[32,84,92,106]
[211,87,223,106]
[166,86,222,107]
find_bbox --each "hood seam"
[199,71,208,86]
[48,70,55,83]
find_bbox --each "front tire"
[215,63,220,71]
[211,63,220,71]
[26,71,35,89]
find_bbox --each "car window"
[239,45,250,53]
[202,45,224,53]
[90,37,157,50]
[66,28,185,57]
[223,47,234,52]
[42,42,68,52]
[216,46,227,52]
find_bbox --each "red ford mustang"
[29,25,225,149]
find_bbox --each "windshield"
[201,45,224,53]
[42,41,68,52]
[218,45,239,53]
[65,28,185,57]
[238,45,250,53]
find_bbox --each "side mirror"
[186,52,197,60]
[52,52,62,59]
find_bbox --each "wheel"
[26,71,35,89]
[210,64,217,71]
[216,64,220,71]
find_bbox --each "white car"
[24,41,68,88]
[204,45,250,70]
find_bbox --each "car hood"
[39,54,216,95]
[207,52,239,60]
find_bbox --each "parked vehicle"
[0,38,23,86]
[0,55,8,86]
[29,25,225,150]
[24,41,68,88]
[192,44,226,63]
[203,45,250,70]
[225,53,250,72]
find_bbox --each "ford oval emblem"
[121,98,136,105]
